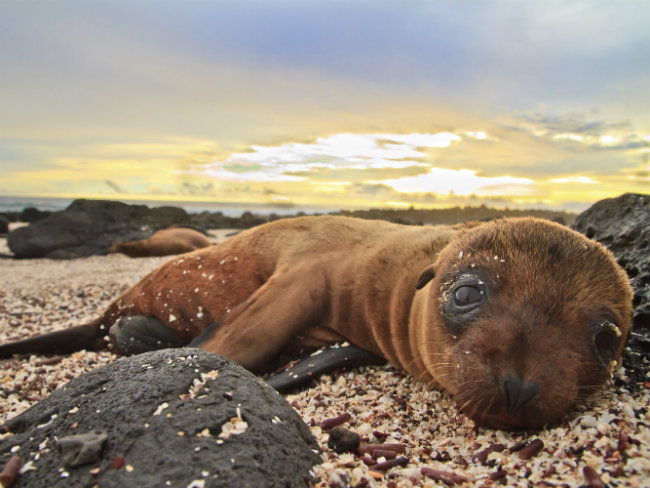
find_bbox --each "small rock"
[327,427,361,454]
[57,430,107,467]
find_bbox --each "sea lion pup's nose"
[501,373,540,412]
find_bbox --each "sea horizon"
[0,194,593,217]
[0,195,366,217]
[0,194,589,218]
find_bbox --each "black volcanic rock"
[7,199,192,259]
[0,214,8,234]
[20,206,52,223]
[571,193,650,384]
[190,210,269,230]
[0,349,320,488]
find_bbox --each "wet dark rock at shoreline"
[7,199,193,259]
[190,210,271,229]
[0,207,52,226]
[0,215,8,234]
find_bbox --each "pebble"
[327,427,361,454]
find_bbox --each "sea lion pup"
[0,216,633,429]
[108,227,211,257]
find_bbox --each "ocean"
[0,196,348,217]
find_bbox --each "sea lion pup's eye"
[592,320,622,369]
[453,285,484,309]
[442,274,488,328]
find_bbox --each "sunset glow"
[0,1,648,212]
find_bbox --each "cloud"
[285,165,431,182]
[343,181,556,209]
[378,168,535,197]
[549,176,598,184]
[181,122,645,209]
[464,131,498,141]
[239,132,459,166]
[347,182,413,199]
[189,132,461,183]
[499,112,650,151]
[180,181,216,197]
[147,185,174,196]
[515,112,628,136]
[105,180,126,194]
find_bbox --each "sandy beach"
[1,231,648,487]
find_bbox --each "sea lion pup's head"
[415,217,633,429]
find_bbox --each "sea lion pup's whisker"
[422,370,456,383]
[399,357,422,372]
[423,358,454,367]
[577,382,613,391]
[418,368,456,385]
[456,398,476,418]
[411,370,429,384]
[476,393,498,427]
[573,389,603,407]
[0,215,633,430]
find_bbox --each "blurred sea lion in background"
[109,227,211,257]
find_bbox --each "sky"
[0,1,648,212]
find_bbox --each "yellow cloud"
[549,176,598,184]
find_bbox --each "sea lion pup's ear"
[415,264,436,290]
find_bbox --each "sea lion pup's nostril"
[501,373,540,412]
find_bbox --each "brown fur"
[108,227,211,257]
[6,216,635,428]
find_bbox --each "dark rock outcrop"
[0,214,8,234]
[0,349,320,488]
[20,206,52,223]
[334,206,576,226]
[571,193,650,384]
[190,210,270,230]
[7,199,192,259]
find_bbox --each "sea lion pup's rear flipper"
[109,315,187,355]
[266,344,386,393]
[0,323,103,358]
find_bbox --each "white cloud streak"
[191,132,461,182]
[189,130,542,198]
[378,168,535,197]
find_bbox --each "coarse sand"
[1,231,648,487]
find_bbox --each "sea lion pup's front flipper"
[0,323,103,358]
[191,265,329,371]
[266,344,386,393]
